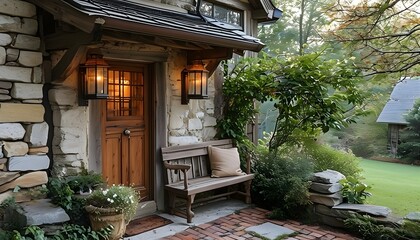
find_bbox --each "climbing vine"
[216,55,277,144]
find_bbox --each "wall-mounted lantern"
[181,60,209,104]
[80,54,109,99]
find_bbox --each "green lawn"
[360,159,420,216]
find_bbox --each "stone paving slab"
[245,222,295,239]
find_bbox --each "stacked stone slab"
[309,169,344,207]
[0,0,49,203]
[310,170,394,228]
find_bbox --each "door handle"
[123,129,131,138]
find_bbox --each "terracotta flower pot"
[85,205,126,240]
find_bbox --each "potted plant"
[85,185,140,240]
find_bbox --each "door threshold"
[133,200,157,219]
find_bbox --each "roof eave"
[30,0,265,52]
[101,16,265,52]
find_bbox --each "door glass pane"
[107,70,144,118]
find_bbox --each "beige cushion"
[208,146,245,178]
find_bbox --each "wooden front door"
[102,62,151,200]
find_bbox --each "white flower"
[102,190,108,195]
[113,194,117,198]
[107,198,114,203]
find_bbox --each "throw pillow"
[208,146,245,177]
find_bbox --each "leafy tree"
[268,53,367,150]
[259,0,333,55]
[326,0,420,76]
[398,99,420,162]
[217,52,368,150]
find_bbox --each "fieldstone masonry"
[0,0,48,203]
[167,51,218,146]
[310,170,395,228]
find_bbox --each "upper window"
[200,1,243,29]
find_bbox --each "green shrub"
[66,170,104,194]
[339,176,372,204]
[251,149,313,219]
[351,139,375,158]
[0,197,26,231]
[47,178,88,225]
[344,213,420,240]
[398,99,420,162]
[53,224,113,240]
[303,141,361,177]
[0,224,112,240]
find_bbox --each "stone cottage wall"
[0,0,49,198]
[48,51,88,177]
[166,50,218,146]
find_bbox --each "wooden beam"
[102,30,208,50]
[45,31,92,50]
[101,49,169,62]
[187,48,233,62]
[51,22,103,82]
[205,59,223,77]
[52,45,87,82]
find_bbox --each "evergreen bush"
[251,148,313,219]
[398,99,420,162]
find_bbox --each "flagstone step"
[5,199,70,226]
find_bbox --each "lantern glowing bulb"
[81,54,109,99]
[181,60,209,104]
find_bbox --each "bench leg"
[186,194,195,223]
[244,180,252,204]
[168,194,176,215]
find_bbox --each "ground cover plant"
[360,159,420,215]
[345,213,420,240]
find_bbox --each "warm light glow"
[181,60,209,104]
[186,62,208,98]
[82,54,109,99]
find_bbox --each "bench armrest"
[164,162,190,190]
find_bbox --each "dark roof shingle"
[58,0,265,51]
[377,77,420,124]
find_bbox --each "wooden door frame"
[99,61,155,200]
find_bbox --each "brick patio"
[161,207,359,240]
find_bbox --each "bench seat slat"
[165,174,254,196]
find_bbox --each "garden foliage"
[217,52,367,152]
[47,178,88,225]
[303,140,361,177]
[398,99,420,163]
[0,224,112,240]
[344,213,420,240]
[339,176,372,204]
[251,145,313,219]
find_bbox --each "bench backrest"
[161,139,234,184]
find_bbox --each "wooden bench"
[161,139,254,223]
